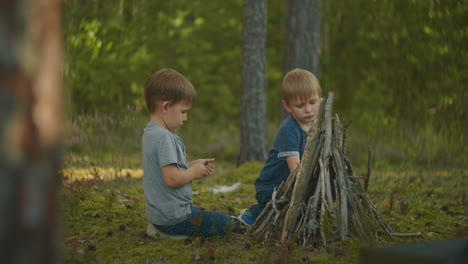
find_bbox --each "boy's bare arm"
[161,163,211,188]
[285,156,300,172]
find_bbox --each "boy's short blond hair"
[282,68,321,103]
[144,68,197,113]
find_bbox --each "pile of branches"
[250,92,396,246]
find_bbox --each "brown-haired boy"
[143,68,242,238]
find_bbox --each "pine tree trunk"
[284,0,321,75]
[281,0,321,120]
[239,0,268,164]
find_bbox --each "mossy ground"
[61,161,467,263]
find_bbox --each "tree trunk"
[239,0,268,164]
[281,0,321,120]
[0,0,64,263]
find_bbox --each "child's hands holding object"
[190,158,215,178]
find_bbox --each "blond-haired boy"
[239,68,322,225]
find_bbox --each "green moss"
[217,161,264,185]
[61,163,467,264]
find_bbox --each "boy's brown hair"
[144,68,197,113]
[282,68,321,103]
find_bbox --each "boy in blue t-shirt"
[143,68,243,238]
[239,68,322,225]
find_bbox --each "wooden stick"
[318,158,329,245]
[342,120,352,155]
[304,176,322,239]
[322,92,334,160]
[364,144,372,192]
[271,188,281,224]
[321,92,334,208]
[368,201,394,236]
[252,200,272,230]
[391,232,422,237]
[333,149,348,240]
[334,114,342,151]
[252,207,275,237]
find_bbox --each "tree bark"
[239,0,268,164]
[284,0,321,75]
[281,0,321,120]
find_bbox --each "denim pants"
[244,189,274,220]
[153,205,233,237]
[254,190,274,215]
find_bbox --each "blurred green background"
[63,0,467,169]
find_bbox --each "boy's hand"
[190,158,215,179]
[203,158,215,170]
[192,163,212,179]
[190,158,215,166]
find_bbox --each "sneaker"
[146,223,189,240]
[230,216,247,233]
[237,205,257,226]
[146,223,158,237]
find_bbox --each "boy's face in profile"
[283,93,321,129]
[162,100,192,133]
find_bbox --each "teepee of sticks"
[250,92,396,246]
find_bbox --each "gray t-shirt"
[142,122,192,225]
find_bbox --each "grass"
[60,159,467,264]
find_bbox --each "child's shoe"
[146,223,189,240]
[230,216,247,233]
[237,205,257,226]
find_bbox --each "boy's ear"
[161,101,170,113]
[282,99,292,113]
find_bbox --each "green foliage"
[63,0,244,123]
[321,0,467,166]
[63,0,466,167]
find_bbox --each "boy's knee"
[256,190,273,205]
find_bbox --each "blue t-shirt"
[142,122,192,226]
[254,115,307,194]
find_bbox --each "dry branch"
[364,144,373,192]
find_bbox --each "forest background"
[64,0,467,171]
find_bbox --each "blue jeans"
[153,205,233,237]
[247,190,274,218]
[255,189,273,214]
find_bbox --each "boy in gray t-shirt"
[143,68,242,237]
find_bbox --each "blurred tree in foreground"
[1,0,63,263]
